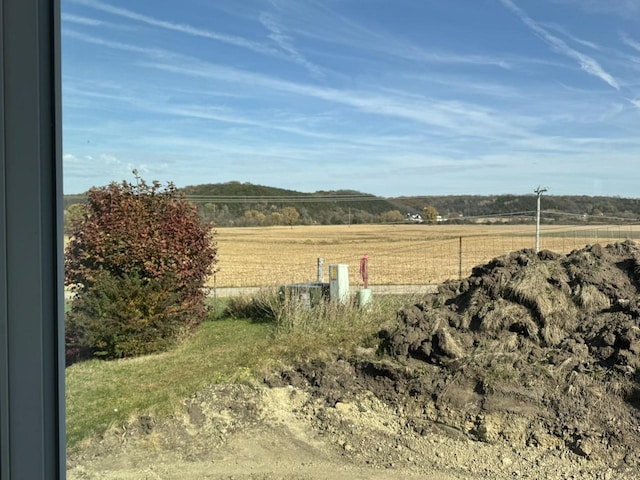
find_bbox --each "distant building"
[406,213,423,223]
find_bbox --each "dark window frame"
[0,0,65,478]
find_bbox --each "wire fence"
[210,224,640,289]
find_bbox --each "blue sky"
[62,0,640,197]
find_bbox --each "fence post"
[360,255,369,289]
[212,271,218,317]
[459,236,463,280]
[317,257,324,282]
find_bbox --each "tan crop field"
[212,223,640,288]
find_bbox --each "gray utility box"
[278,282,330,308]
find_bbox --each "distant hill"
[64,183,640,227]
[180,182,404,226]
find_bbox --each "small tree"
[65,173,217,362]
[280,206,300,227]
[242,209,266,226]
[423,205,439,224]
[267,211,284,225]
[380,210,405,223]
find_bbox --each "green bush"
[65,271,201,363]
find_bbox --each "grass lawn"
[66,317,275,449]
[65,292,410,450]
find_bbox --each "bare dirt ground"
[66,382,626,480]
[68,241,640,480]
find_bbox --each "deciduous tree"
[281,206,300,227]
[423,205,439,224]
[380,210,405,223]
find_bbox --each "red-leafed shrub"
[65,173,216,362]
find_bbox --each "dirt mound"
[276,241,640,474]
[382,241,640,467]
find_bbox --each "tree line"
[396,194,640,222]
[64,182,640,230]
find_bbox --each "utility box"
[278,282,329,309]
[329,264,350,304]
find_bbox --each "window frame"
[0,0,65,478]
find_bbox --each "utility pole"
[534,186,547,252]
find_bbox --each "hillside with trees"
[64,182,640,228]
[178,182,406,226]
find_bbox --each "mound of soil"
[277,241,640,474]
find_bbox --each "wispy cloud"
[61,12,137,30]
[64,28,523,140]
[66,28,635,159]
[64,72,430,151]
[543,23,602,51]
[62,13,103,26]
[148,59,531,140]
[551,0,640,18]
[69,0,278,56]
[629,98,640,110]
[261,0,512,70]
[259,12,324,78]
[621,33,640,53]
[63,28,177,60]
[397,49,511,70]
[500,0,620,90]
[399,73,524,100]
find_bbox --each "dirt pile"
[278,241,640,474]
[384,241,640,466]
[387,241,640,367]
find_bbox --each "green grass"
[65,292,415,450]
[66,317,274,450]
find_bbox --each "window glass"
[62,1,640,477]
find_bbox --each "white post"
[535,187,547,253]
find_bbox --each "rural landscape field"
[213,223,640,288]
[67,233,640,479]
[63,190,640,479]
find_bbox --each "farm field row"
[212,223,640,288]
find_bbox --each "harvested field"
[212,224,640,288]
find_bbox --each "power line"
[183,194,384,203]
